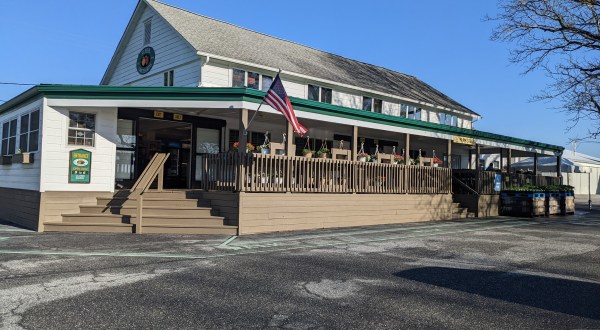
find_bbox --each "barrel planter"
[546,192,561,215]
[560,191,575,215]
[500,191,546,217]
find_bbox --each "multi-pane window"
[307,85,332,104]
[1,118,17,156]
[261,75,273,91]
[247,72,260,90]
[144,19,152,45]
[400,104,408,117]
[232,68,245,87]
[163,70,174,86]
[232,68,270,91]
[320,87,332,104]
[19,110,39,153]
[68,112,95,146]
[362,97,373,111]
[438,112,446,124]
[373,99,383,113]
[407,105,416,119]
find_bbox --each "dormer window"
[144,19,152,45]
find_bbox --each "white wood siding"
[106,6,199,86]
[382,102,400,117]
[127,60,200,87]
[201,62,230,87]
[40,106,117,192]
[0,99,43,191]
[333,90,362,110]
[282,79,305,99]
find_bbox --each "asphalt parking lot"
[1,202,599,329]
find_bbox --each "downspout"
[197,51,210,87]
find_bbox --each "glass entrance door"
[137,118,192,189]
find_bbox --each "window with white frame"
[144,18,152,45]
[68,112,95,147]
[400,104,408,117]
[231,68,271,91]
[362,96,373,111]
[308,84,332,104]
[1,118,17,156]
[261,75,273,91]
[373,99,383,113]
[438,112,446,124]
[163,70,174,86]
[19,110,40,153]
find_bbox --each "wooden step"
[80,205,214,217]
[140,216,225,226]
[44,221,134,233]
[140,224,238,235]
[62,213,129,224]
[96,197,204,208]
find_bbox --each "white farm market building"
[0,0,564,235]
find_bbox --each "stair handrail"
[452,175,479,196]
[130,152,170,234]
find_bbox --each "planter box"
[0,155,12,165]
[560,192,575,215]
[546,192,561,215]
[501,192,546,217]
[11,153,34,164]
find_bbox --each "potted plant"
[375,175,386,186]
[232,142,255,153]
[256,144,270,155]
[302,148,314,158]
[432,157,443,167]
[357,151,369,162]
[315,146,329,158]
[393,154,404,164]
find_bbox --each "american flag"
[264,74,308,136]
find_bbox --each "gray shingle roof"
[146,0,478,116]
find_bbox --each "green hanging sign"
[69,149,91,184]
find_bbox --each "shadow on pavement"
[395,267,600,320]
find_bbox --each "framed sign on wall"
[69,149,91,184]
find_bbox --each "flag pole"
[244,69,282,136]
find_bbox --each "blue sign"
[494,174,502,192]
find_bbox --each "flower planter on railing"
[500,191,546,217]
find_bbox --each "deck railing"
[452,169,561,195]
[198,153,451,194]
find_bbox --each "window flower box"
[12,153,34,164]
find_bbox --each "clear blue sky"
[1,0,598,156]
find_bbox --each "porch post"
[352,126,358,161]
[446,139,452,169]
[404,133,411,193]
[238,109,249,191]
[556,154,562,179]
[475,144,481,193]
[405,133,411,165]
[533,153,538,176]
[468,149,472,169]
[507,149,512,173]
[499,148,504,171]
[475,144,481,171]
[286,121,294,156]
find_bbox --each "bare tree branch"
[488,0,600,142]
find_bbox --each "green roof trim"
[0,85,563,153]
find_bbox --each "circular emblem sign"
[136,46,155,74]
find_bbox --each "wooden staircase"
[451,202,476,219]
[45,190,238,235]
[44,153,238,235]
